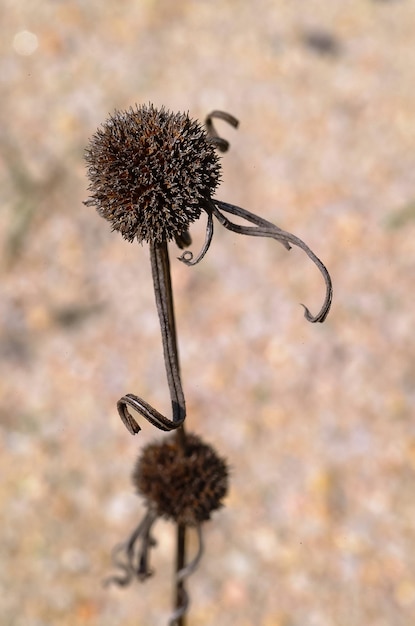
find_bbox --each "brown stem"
[150,241,186,428]
[175,523,187,626]
[151,242,189,623]
[117,241,187,434]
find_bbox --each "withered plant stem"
[150,241,188,624]
[175,523,187,626]
[150,242,187,436]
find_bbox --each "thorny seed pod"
[105,435,228,591]
[84,104,221,245]
[134,434,229,526]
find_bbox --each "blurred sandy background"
[1,1,415,625]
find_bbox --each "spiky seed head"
[133,434,229,526]
[84,104,221,244]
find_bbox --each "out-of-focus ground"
[1,2,415,625]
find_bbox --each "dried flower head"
[133,434,229,526]
[84,104,221,244]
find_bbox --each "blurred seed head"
[134,433,229,526]
[84,104,221,244]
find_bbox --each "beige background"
[1,1,415,625]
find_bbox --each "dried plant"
[84,104,332,625]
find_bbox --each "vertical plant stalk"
[150,240,188,624]
[175,524,187,626]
